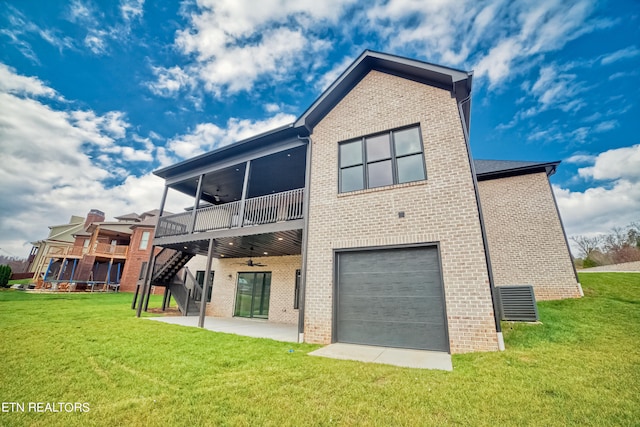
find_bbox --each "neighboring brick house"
[31,209,161,292]
[136,51,581,354]
[27,215,85,278]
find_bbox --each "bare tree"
[571,235,602,259]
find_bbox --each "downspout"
[296,134,313,343]
[457,95,504,351]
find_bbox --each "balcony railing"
[93,243,129,257]
[46,243,128,258]
[156,187,305,238]
[47,246,85,257]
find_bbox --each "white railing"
[155,188,304,238]
[243,188,304,225]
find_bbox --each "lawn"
[0,273,638,426]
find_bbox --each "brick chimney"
[84,209,105,228]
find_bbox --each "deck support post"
[57,258,67,280]
[131,284,140,309]
[198,238,215,328]
[69,259,78,281]
[136,245,157,317]
[43,258,54,280]
[143,279,152,311]
[298,137,312,341]
[189,174,204,233]
[158,185,169,216]
[161,286,170,311]
[106,259,113,286]
[237,160,251,228]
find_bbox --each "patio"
[145,316,299,343]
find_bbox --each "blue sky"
[1,0,639,259]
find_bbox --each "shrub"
[0,265,12,287]
[582,257,599,268]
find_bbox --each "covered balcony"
[154,143,307,244]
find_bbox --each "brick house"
[135,51,581,354]
[32,209,161,293]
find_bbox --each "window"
[196,270,214,302]
[294,269,301,309]
[339,125,426,193]
[139,231,150,250]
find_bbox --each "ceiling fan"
[235,247,267,267]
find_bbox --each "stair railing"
[183,267,203,302]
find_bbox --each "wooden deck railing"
[47,243,128,258]
[93,243,128,257]
[47,246,85,257]
[155,187,305,238]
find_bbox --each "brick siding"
[305,70,499,353]
[119,227,161,294]
[477,173,582,300]
[187,254,301,324]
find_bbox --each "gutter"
[296,134,313,342]
[457,95,504,351]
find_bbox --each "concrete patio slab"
[309,343,453,371]
[145,316,298,343]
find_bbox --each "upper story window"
[139,231,150,250]
[339,125,426,193]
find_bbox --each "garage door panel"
[338,272,443,296]
[338,295,445,324]
[337,319,449,351]
[339,249,439,274]
[336,246,448,352]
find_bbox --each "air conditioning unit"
[496,285,539,322]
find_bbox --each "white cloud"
[68,0,92,22]
[164,112,296,161]
[84,32,108,54]
[555,180,640,237]
[264,103,280,113]
[578,144,640,181]
[163,0,356,96]
[66,0,144,55]
[556,144,640,238]
[366,0,603,89]
[0,64,58,98]
[120,0,144,22]
[0,64,164,258]
[147,66,195,97]
[593,120,618,133]
[1,6,76,63]
[600,46,640,65]
[315,54,357,91]
[566,154,596,164]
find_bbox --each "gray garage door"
[336,246,448,352]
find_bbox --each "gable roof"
[474,159,559,181]
[295,50,473,132]
[114,212,140,221]
[154,50,473,181]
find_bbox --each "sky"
[0,0,639,259]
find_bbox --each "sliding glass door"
[234,272,271,319]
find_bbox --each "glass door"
[234,272,271,319]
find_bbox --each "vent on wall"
[496,285,539,322]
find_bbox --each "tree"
[0,265,12,287]
[571,235,602,259]
[571,221,640,267]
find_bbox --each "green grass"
[0,273,638,426]
[7,279,32,286]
